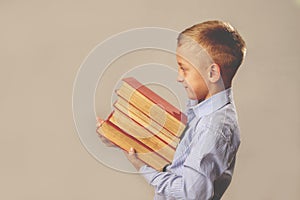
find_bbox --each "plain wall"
[0,0,299,199]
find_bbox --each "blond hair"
[177,20,246,83]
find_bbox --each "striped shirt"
[139,88,241,200]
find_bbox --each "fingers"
[96,117,104,123]
[96,117,105,128]
[129,147,135,155]
[125,147,137,158]
[98,134,117,147]
[123,147,145,170]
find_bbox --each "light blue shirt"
[139,88,241,200]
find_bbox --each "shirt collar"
[186,88,233,119]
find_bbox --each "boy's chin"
[186,93,198,100]
[187,93,205,102]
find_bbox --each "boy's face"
[176,45,212,101]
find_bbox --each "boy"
[97,20,246,200]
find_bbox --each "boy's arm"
[139,164,212,199]
[125,131,238,199]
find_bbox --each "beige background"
[1,0,299,199]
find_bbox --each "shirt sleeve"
[139,164,213,200]
[139,129,236,200]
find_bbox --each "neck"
[204,81,231,101]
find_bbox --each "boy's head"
[176,20,246,101]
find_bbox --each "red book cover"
[122,77,187,124]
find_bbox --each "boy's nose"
[177,73,184,82]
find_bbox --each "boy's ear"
[208,63,221,83]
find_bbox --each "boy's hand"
[96,117,117,148]
[124,147,146,171]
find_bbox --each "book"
[114,96,180,149]
[98,112,170,171]
[109,108,175,162]
[97,77,187,171]
[116,77,187,137]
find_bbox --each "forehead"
[176,46,195,63]
[176,44,212,67]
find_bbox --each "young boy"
[97,20,246,200]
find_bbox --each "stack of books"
[97,77,187,171]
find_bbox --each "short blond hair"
[177,20,246,83]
